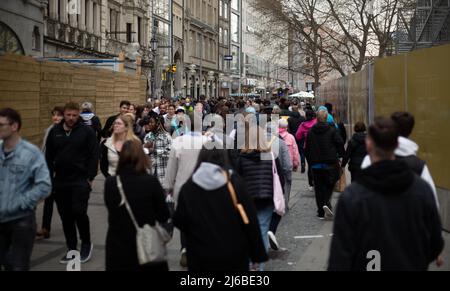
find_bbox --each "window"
[224,2,228,19]
[220,1,223,17]
[197,33,202,58]
[231,13,239,43]
[93,2,98,32]
[190,30,195,57]
[0,22,25,55]
[219,27,223,44]
[138,17,142,44]
[224,29,228,46]
[32,26,41,51]
[231,0,239,11]
[126,23,132,43]
[109,9,117,39]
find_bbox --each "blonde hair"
[113,114,140,143]
[241,122,271,154]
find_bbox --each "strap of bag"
[223,171,250,225]
[116,176,140,231]
[271,152,277,175]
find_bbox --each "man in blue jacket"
[0,108,51,271]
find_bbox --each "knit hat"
[279,119,289,128]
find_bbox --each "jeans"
[0,215,36,271]
[257,204,275,252]
[54,184,91,250]
[254,204,275,271]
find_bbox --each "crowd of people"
[0,93,445,271]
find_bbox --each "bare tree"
[251,0,339,90]
[251,0,407,80]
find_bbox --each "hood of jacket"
[301,119,317,130]
[359,160,415,194]
[395,137,419,157]
[80,112,95,122]
[352,132,367,145]
[192,162,227,191]
[311,122,332,134]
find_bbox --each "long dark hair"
[195,143,231,171]
[117,140,150,176]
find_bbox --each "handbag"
[271,152,286,216]
[334,170,347,193]
[116,176,171,265]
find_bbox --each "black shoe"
[59,250,78,264]
[301,164,306,174]
[80,243,93,264]
[268,231,279,251]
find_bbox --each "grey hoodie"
[192,163,228,191]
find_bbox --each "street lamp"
[188,64,197,98]
[150,36,158,100]
[207,71,215,99]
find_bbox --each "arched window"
[32,26,41,51]
[0,22,25,55]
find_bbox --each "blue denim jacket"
[0,139,52,223]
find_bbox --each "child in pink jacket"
[279,119,300,171]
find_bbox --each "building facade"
[218,0,231,98]
[241,0,290,99]
[0,0,46,57]
[183,0,220,100]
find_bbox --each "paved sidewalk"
[30,171,450,271]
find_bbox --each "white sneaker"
[308,186,314,192]
[267,231,279,251]
[323,206,334,220]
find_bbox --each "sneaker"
[59,250,78,264]
[323,206,334,220]
[308,186,314,192]
[317,215,325,220]
[301,164,306,174]
[268,231,279,251]
[180,248,187,268]
[80,243,93,264]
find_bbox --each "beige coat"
[163,133,208,202]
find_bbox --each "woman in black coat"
[173,144,268,271]
[341,122,368,182]
[104,140,170,271]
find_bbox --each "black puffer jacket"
[288,112,305,136]
[305,122,345,165]
[236,151,283,210]
[329,160,444,271]
[342,132,367,172]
